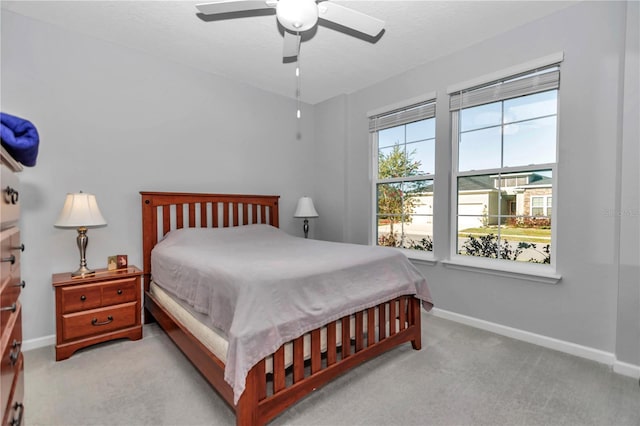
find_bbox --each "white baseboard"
[614,360,640,379]
[22,334,55,352]
[429,308,640,380]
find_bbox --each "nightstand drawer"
[62,301,137,341]
[101,277,138,306]
[60,284,102,314]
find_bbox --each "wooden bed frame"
[140,191,422,425]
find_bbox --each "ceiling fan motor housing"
[276,0,318,32]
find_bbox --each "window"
[369,99,436,252]
[450,65,559,265]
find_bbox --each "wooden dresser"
[0,147,25,426]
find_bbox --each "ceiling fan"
[196,0,385,59]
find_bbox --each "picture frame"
[116,254,128,269]
[107,256,117,271]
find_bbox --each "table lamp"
[294,196,318,238]
[54,192,107,276]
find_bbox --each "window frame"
[368,93,437,262]
[447,58,562,280]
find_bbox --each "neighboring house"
[457,172,552,230]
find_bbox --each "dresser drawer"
[1,354,23,426]
[1,306,21,418]
[0,277,22,336]
[1,228,21,284]
[62,301,137,341]
[0,165,20,230]
[60,284,102,314]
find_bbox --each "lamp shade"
[54,192,107,228]
[294,197,318,218]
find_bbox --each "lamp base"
[71,265,95,277]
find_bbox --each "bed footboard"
[238,296,422,425]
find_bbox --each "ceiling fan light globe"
[276,0,318,32]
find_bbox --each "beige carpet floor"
[23,313,640,425]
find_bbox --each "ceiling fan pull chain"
[296,51,301,119]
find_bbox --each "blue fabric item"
[0,112,40,166]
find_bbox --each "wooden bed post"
[236,363,262,426]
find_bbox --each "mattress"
[150,281,396,373]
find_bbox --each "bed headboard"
[140,191,280,289]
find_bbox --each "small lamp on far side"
[294,196,318,238]
[54,192,107,277]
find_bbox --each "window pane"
[406,139,435,175]
[406,118,435,143]
[378,126,404,149]
[503,90,557,124]
[503,116,556,167]
[459,127,501,172]
[456,170,552,263]
[460,102,502,132]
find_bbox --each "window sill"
[441,257,561,284]
[402,249,437,266]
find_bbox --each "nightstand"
[52,266,143,361]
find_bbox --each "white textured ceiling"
[2,0,577,104]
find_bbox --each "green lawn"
[459,226,551,243]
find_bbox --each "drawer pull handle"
[117,289,123,295]
[0,303,17,312]
[12,339,22,349]
[80,295,86,301]
[9,349,20,366]
[14,280,26,289]
[4,186,19,205]
[92,316,113,326]
[1,254,16,264]
[9,402,24,426]
[13,244,25,252]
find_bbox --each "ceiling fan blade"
[283,31,301,59]
[318,2,384,37]
[196,0,274,15]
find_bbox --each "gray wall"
[314,1,639,367]
[1,10,316,342]
[616,0,639,366]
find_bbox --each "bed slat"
[327,321,337,366]
[367,307,376,346]
[355,311,364,352]
[273,346,285,393]
[341,316,350,358]
[293,336,304,383]
[311,329,321,374]
[189,203,196,227]
[223,202,230,227]
[389,299,397,336]
[378,303,386,341]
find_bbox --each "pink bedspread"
[151,224,432,404]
